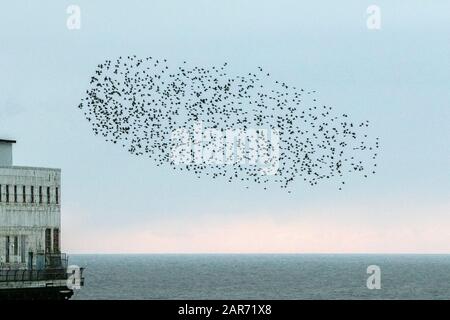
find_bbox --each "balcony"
[0,253,83,287]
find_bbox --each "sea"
[69,254,450,300]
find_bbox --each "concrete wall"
[0,167,61,269]
[0,143,13,167]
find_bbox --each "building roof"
[0,139,16,144]
[0,165,61,172]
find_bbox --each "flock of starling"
[78,55,379,191]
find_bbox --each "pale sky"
[0,0,449,253]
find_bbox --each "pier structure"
[0,139,82,299]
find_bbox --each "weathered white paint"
[0,279,68,289]
[0,166,61,269]
[0,142,13,167]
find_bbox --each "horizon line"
[65,252,450,255]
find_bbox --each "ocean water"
[69,254,450,300]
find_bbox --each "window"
[14,185,17,203]
[31,186,34,203]
[39,186,42,204]
[47,187,50,204]
[20,235,26,263]
[22,186,26,203]
[13,236,18,256]
[56,187,59,204]
[5,236,9,263]
[6,185,9,203]
[45,229,51,253]
[53,229,60,253]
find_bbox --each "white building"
[0,139,61,270]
